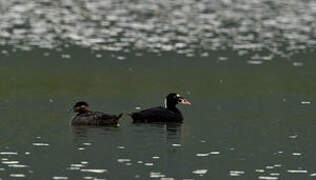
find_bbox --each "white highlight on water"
[196,153,209,157]
[10,174,25,178]
[8,164,28,168]
[292,152,302,156]
[288,135,298,139]
[83,177,93,179]
[196,151,220,157]
[258,176,278,180]
[68,167,80,170]
[117,159,131,163]
[2,161,19,164]
[270,173,280,176]
[229,170,245,176]
[117,146,125,149]
[80,169,107,173]
[247,60,263,65]
[287,169,308,173]
[301,101,311,104]
[70,164,85,168]
[255,169,265,173]
[32,143,49,146]
[192,169,208,176]
[144,163,154,166]
[150,172,165,178]
[210,151,220,155]
[52,177,69,180]
[0,152,18,155]
[293,62,304,67]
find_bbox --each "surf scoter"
[130,93,191,123]
[71,101,123,126]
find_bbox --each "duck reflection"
[132,122,184,143]
[71,125,120,141]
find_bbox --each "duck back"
[71,111,122,126]
[131,106,183,123]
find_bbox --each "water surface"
[1,48,316,179]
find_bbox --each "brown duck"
[71,101,122,126]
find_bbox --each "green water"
[0,47,316,179]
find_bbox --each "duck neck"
[78,109,90,114]
[167,103,179,113]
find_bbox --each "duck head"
[73,101,90,114]
[165,93,191,109]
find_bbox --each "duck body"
[130,93,190,123]
[70,101,122,126]
[131,106,183,123]
[71,111,122,126]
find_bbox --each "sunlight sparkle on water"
[32,143,49,146]
[52,177,69,180]
[117,159,131,163]
[0,152,18,155]
[9,174,25,178]
[80,169,107,173]
[150,172,165,178]
[258,176,278,180]
[192,169,208,176]
[287,169,308,173]
[229,170,245,176]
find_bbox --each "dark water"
[1,48,316,179]
[1,0,316,179]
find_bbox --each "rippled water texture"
[0,0,315,58]
[1,0,316,179]
[0,49,316,179]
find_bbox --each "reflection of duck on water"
[132,122,184,144]
[167,123,184,144]
[130,93,191,123]
[70,125,121,150]
[71,125,120,137]
[166,122,182,133]
[70,101,122,126]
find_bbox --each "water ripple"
[0,0,315,57]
